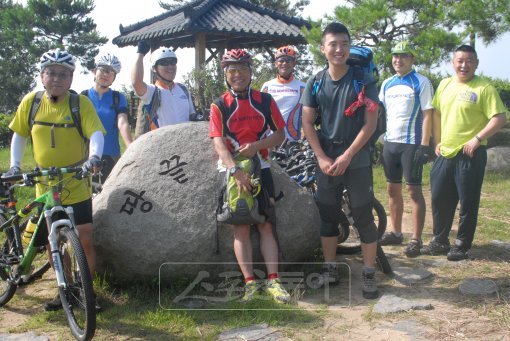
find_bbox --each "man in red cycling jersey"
[209,49,290,303]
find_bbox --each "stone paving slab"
[0,332,48,341]
[373,294,433,314]
[392,266,433,286]
[459,279,498,295]
[217,323,282,341]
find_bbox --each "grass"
[1,145,509,339]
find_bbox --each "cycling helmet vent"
[95,53,121,73]
[39,49,76,71]
[275,46,298,60]
[151,48,177,67]
[221,49,253,69]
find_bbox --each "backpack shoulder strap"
[69,93,86,141]
[176,83,190,101]
[112,90,120,114]
[28,91,45,131]
[311,68,328,97]
[80,89,89,97]
[351,65,366,95]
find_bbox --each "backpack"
[134,83,191,138]
[28,90,87,146]
[311,45,386,160]
[216,155,268,226]
[81,89,121,114]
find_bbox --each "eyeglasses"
[97,66,115,75]
[43,71,72,80]
[157,58,177,66]
[225,66,251,76]
[276,57,295,64]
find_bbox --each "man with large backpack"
[2,49,105,310]
[131,41,195,133]
[209,49,290,303]
[378,41,434,258]
[301,22,381,299]
[82,53,132,181]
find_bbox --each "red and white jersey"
[261,77,305,141]
[209,89,285,168]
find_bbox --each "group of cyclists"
[1,19,507,313]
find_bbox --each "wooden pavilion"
[112,0,311,70]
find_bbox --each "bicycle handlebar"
[0,166,86,184]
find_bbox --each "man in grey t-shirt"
[301,22,381,299]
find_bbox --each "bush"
[0,114,12,148]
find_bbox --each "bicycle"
[0,167,96,341]
[0,183,51,282]
[273,140,392,274]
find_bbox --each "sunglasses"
[157,58,177,66]
[225,66,251,76]
[97,66,115,75]
[276,57,295,64]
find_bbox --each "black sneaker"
[421,239,450,255]
[379,232,404,246]
[404,239,422,258]
[43,294,62,311]
[447,244,469,261]
[362,270,379,299]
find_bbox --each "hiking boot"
[447,241,469,261]
[265,278,291,304]
[241,280,261,302]
[43,294,62,311]
[311,264,339,288]
[362,269,379,299]
[404,239,422,258]
[379,232,404,246]
[421,239,451,256]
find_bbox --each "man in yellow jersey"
[421,45,507,261]
[3,49,106,310]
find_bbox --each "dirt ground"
[1,190,509,340]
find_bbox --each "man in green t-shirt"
[421,45,507,261]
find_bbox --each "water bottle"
[23,215,38,244]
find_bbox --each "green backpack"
[216,155,267,226]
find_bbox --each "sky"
[61,0,510,91]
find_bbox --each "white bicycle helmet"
[39,49,76,71]
[95,53,121,73]
[150,47,177,67]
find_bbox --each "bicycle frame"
[0,168,82,286]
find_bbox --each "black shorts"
[383,141,422,185]
[33,199,93,247]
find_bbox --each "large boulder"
[93,122,320,282]
[486,146,510,172]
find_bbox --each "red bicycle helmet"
[275,46,298,60]
[221,49,253,69]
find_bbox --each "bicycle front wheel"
[57,226,96,341]
[0,215,17,306]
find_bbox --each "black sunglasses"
[157,58,177,66]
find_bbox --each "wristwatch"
[229,165,239,176]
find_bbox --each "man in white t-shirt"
[131,41,195,130]
[261,46,305,143]
[378,41,434,258]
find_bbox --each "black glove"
[414,145,430,164]
[137,41,151,56]
[82,155,102,174]
[1,166,21,179]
